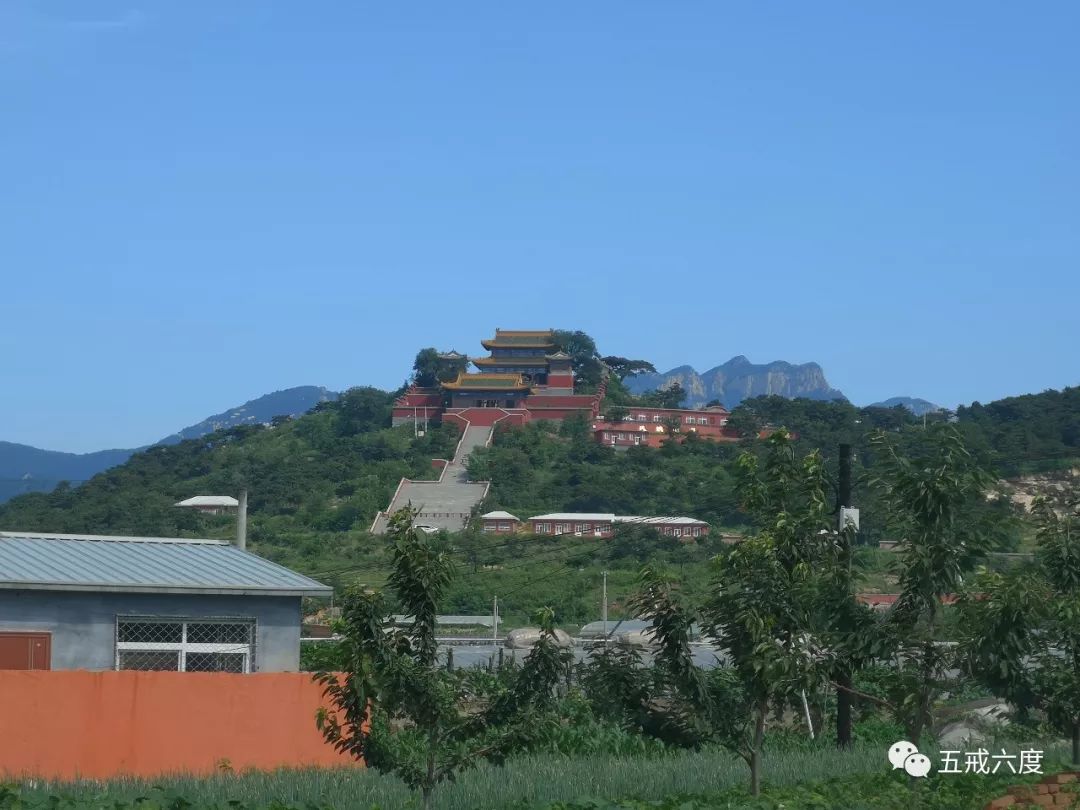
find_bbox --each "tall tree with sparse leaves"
[315,507,526,810]
[960,496,1080,767]
[870,423,994,743]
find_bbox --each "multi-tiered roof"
[479,329,556,351]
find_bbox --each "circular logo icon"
[888,740,918,770]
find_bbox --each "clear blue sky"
[2,1,1077,453]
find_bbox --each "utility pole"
[836,443,854,749]
[492,595,499,647]
[601,571,609,649]
[236,489,248,551]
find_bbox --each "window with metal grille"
[115,618,255,673]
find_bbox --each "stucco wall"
[0,670,356,778]
[0,590,302,672]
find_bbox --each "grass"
[14,740,1079,809]
[19,744,888,810]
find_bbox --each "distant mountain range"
[0,386,338,503]
[157,386,338,444]
[624,356,847,409]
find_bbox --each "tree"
[604,405,629,424]
[335,387,393,437]
[701,432,839,794]
[639,383,685,410]
[660,416,682,444]
[553,329,604,390]
[583,437,838,797]
[601,356,657,380]
[725,406,764,440]
[315,508,525,810]
[412,348,469,387]
[870,424,995,742]
[961,496,1080,767]
[412,348,440,388]
[436,352,469,383]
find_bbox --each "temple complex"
[392,329,602,429]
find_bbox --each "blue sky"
[2,1,1077,453]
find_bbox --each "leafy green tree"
[700,433,839,794]
[601,356,657,380]
[961,496,1080,767]
[412,348,441,387]
[335,387,393,437]
[870,424,994,742]
[604,405,629,424]
[638,383,685,409]
[412,348,468,387]
[315,508,524,810]
[660,416,682,442]
[553,329,604,390]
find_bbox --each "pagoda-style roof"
[472,356,549,367]
[545,351,573,361]
[438,350,467,360]
[442,373,531,391]
[480,329,556,350]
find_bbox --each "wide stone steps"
[371,425,493,533]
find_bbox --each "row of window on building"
[614,413,727,425]
[480,512,710,538]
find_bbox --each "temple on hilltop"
[392,329,602,430]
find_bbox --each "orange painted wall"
[0,671,358,780]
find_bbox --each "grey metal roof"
[0,531,331,597]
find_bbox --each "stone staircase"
[370,424,493,534]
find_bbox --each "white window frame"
[115,617,255,673]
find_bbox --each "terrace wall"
[0,670,355,779]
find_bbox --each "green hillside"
[1,377,1076,623]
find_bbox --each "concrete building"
[174,495,240,515]
[592,405,738,448]
[526,513,710,539]
[0,531,330,672]
[479,511,521,534]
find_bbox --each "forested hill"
[0,383,1076,583]
[0,388,460,572]
[728,385,1080,476]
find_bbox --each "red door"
[0,632,51,670]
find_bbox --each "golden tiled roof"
[441,373,531,391]
[481,329,556,349]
